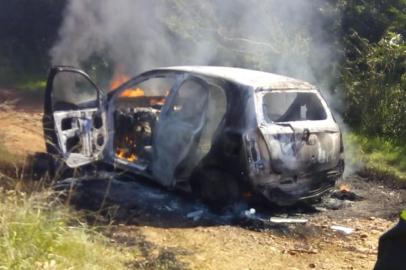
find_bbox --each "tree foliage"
[340,0,406,140]
[343,32,406,139]
[0,0,66,82]
[340,0,406,43]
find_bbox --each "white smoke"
[51,0,341,85]
[51,0,173,74]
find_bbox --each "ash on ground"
[54,173,406,233]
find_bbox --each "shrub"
[343,32,406,140]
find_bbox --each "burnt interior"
[113,77,172,165]
[114,104,161,163]
[112,75,228,187]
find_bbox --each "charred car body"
[43,66,344,206]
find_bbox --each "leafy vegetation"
[346,132,406,182]
[340,0,406,141]
[343,32,406,140]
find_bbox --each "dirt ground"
[1,88,405,270]
[0,88,45,156]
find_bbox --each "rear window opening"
[261,91,327,122]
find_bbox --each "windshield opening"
[262,91,327,122]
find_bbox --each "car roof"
[154,66,315,90]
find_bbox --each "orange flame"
[111,73,129,89]
[150,97,165,106]
[120,88,145,97]
[111,73,145,97]
[339,184,351,193]
[116,148,137,162]
[150,90,169,106]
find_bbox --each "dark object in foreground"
[331,189,364,201]
[43,66,344,206]
[374,211,406,270]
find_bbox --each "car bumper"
[252,168,342,206]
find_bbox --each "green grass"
[0,138,135,269]
[15,79,47,92]
[0,137,184,269]
[0,70,46,92]
[0,187,134,270]
[345,132,406,182]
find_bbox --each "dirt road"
[1,88,405,270]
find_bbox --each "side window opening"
[52,72,98,111]
[113,77,174,165]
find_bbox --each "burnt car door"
[43,66,108,168]
[151,76,209,187]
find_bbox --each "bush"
[343,32,406,140]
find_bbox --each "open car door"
[43,66,108,168]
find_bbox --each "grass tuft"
[0,186,131,269]
[345,132,406,182]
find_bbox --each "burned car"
[43,66,344,206]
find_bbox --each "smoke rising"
[51,0,341,86]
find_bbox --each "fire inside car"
[110,74,227,187]
[112,77,172,166]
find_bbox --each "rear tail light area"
[244,129,271,174]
